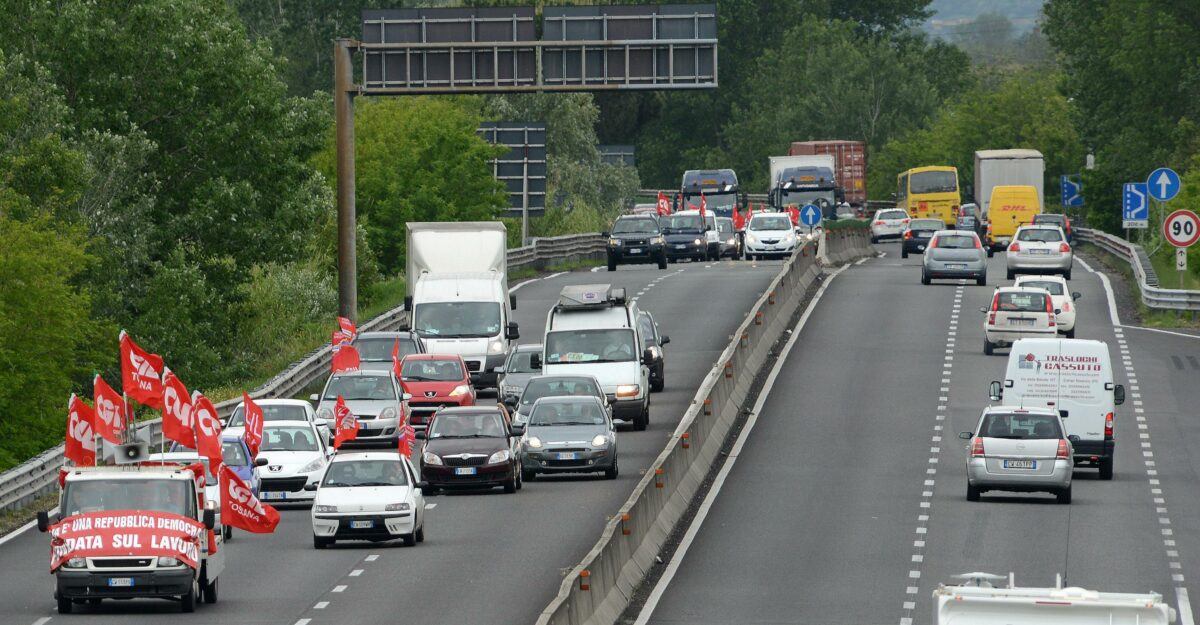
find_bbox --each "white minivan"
[990,338,1125,480]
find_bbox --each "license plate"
[454,467,477,476]
[674,244,686,250]
[629,248,642,254]
[1003,459,1036,469]
[1009,318,1035,326]
[557,452,577,460]
[349,520,374,529]
[1030,248,1050,254]
[261,491,287,500]
[946,263,966,269]
[108,578,134,587]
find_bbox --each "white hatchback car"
[870,208,910,242]
[310,452,426,548]
[744,212,798,260]
[1005,225,1073,280]
[981,287,1058,355]
[1013,275,1080,338]
[254,420,333,504]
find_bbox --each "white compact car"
[254,420,333,504]
[1013,275,1080,337]
[1005,225,1073,280]
[744,213,798,260]
[310,452,426,548]
[981,287,1058,355]
[870,208,910,242]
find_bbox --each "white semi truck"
[973,149,1045,217]
[934,572,1176,624]
[404,222,519,389]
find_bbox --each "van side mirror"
[506,322,520,341]
[1114,384,1126,405]
[988,381,1002,401]
[1054,309,1062,315]
[37,510,50,533]
[416,481,429,491]
[403,295,413,312]
[1072,292,1081,301]
[660,335,670,346]
[415,430,426,440]
[203,509,216,530]
[495,366,506,374]
[255,457,269,467]
[531,353,542,369]
[1059,410,1069,419]
[510,294,517,310]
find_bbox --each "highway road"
[0,258,783,625]
[636,242,1199,625]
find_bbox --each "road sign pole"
[334,38,357,323]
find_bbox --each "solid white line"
[633,264,850,625]
[1120,325,1200,340]
[31,618,51,625]
[0,506,59,547]
[424,503,437,509]
[1077,257,1121,326]
[509,271,566,294]
[1177,587,1196,625]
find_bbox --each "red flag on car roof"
[219,464,280,533]
[699,193,707,220]
[92,374,125,445]
[333,395,358,449]
[119,330,164,410]
[161,368,196,448]
[242,392,264,460]
[788,205,800,226]
[732,206,745,230]
[191,391,224,470]
[65,394,96,466]
[656,192,671,216]
[337,317,357,342]
[331,331,360,373]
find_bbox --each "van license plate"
[261,491,286,500]
[628,248,642,254]
[557,452,577,460]
[349,520,374,529]
[108,578,134,587]
[1003,459,1036,469]
[454,467,477,476]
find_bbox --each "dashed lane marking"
[332,585,347,593]
[365,554,380,562]
[349,569,363,577]
[314,602,329,609]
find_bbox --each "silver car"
[960,407,1073,504]
[497,344,543,403]
[352,331,425,373]
[509,374,606,425]
[520,396,617,481]
[921,230,987,285]
[1005,225,1073,280]
[312,371,411,445]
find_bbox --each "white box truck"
[974,149,1045,217]
[768,155,840,216]
[404,222,519,389]
[934,572,1176,624]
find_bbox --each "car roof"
[932,229,976,236]
[436,405,505,415]
[402,353,463,362]
[527,374,602,385]
[1015,275,1068,284]
[531,396,605,406]
[982,405,1060,417]
[327,370,392,378]
[236,398,310,408]
[994,286,1052,294]
[616,214,657,221]
[513,343,543,352]
[263,419,318,428]
[1016,224,1062,230]
[330,451,405,463]
[356,331,419,339]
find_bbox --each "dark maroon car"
[418,406,524,494]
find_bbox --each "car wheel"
[921,271,930,285]
[604,458,619,480]
[651,376,664,393]
[416,524,425,543]
[223,525,232,540]
[901,248,908,259]
[966,483,981,502]
[657,254,667,270]
[870,235,878,244]
[515,466,523,490]
[986,248,994,258]
[634,406,649,431]
[522,469,537,482]
[1006,269,1014,280]
[1064,328,1075,338]
[56,593,72,614]
[1063,269,1072,280]
[313,535,331,549]
[181,578,198,613]
[402,532,416,547]
[1057,484,1072,504]
[202,575,218,604]
[976,275,986,286]
[607,257,617,272]
[983,339,994,355]
[1099,457,1114,480]
[503,474,518,494]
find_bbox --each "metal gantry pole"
[335,38,358,322]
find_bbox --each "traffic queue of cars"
[880,205,1123,505]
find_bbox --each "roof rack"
[556,284,627,310]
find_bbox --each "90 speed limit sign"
[1163,209,1200,247]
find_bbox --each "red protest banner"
[48,511,205,571]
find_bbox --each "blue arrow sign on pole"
[1123,182,1149,220]
[1147,167,1181,202]
[1060,175,1083,207]
[800,204,821,227]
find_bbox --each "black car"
[606,215,667,271]
[638,311,669,392]
[901,218,947,258]
[659,213,711,262]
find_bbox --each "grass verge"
[0,492,57,538]
[1077,243,1200,329]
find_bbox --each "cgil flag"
[337,316,357,343]
[398,421,416,458]
[161,368,196,448]
[191,391,224,470]
[242,392,264,460]
[333,395,358,448]
[92,374,126,445]
[219,464,280,533]
[119,330,164,410]
[656,191,671,216]
[65,394,96,466]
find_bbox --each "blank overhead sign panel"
[478,122,546,217]
[360,5,717,94]
[598,145,636,167]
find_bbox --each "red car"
[399,354,477,430]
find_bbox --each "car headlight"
[317,407,333,422]
[64,557,86,569]
[488,449,511,464]
[384,502,411,512]
[591,434,609,448]
[156,556,180,567]
[693,238,703,246]
[448,384,471,398]
[747,234,759,244]
[525,436,543,449]
[314,504,338,513]
[784,232,796,242]
[653,235,665,245]
[608,238,621,246]
[300,458,325,473]
[489,339,505,354]
[615,384,640,398]
[726,237,737,245]
[423,451,443,466]
[379,407,398,421]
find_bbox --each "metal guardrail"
[535,230,874,625]
[1076,227,1200,311]
[634,189,893,214]
[0,232,607,515]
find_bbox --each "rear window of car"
[1034,214,1066,226]
[877,210,907,220]
[980,413,1062,439]
[996,292,1048,312]
[910,219,945,230]
[932,235,976,249]
[521,378,601,406]
[1017,228,1064,242]
[1017,280,1065,296]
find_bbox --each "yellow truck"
[896,166,961,225]
[985,185,1041,255]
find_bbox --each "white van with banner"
[934,572,1176,625]
[991,338,1125,480]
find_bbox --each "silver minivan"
[960,406,1073,504]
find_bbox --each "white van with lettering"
[991,338,1125,480]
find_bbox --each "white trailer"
[934,572,1177,625]
[974,149,1045,216]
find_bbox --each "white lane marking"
[425,503,437,509]
[349,569,364,577]
[295,620,311,625]
[314,601,329,609]
[0,506,59,547]
[590,266,603,272]
[1077,257,1121,326]
[332,585,347,593]
[1178,588,1196,625]
[31,619,52,625]
[855,256,869,265]
[365,554,379,562]
[509,271,565,294]
[633,264,851,625]
[1120,325,1200,340]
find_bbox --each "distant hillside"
[925,0,1044,35]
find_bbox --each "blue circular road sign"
[800,204,822,227]
[1147,167,1182,202]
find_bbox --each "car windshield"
[529,400,608,426]
[660,214,702,231]
[401,358,464,382]
[933,235,976,249]
[545,329,637,363]
[412,302,501,339]
[521,378,601,406]
[323,375,395,401]
[612,219,658,234]
[506,350,540,374]
[750,215,792,231]
[228,403,308,427]
[1018,280,1065,296]
[980,413,1063,439]
[910,219,945,231]
[356,336,419,362]
[1017,228,1064,242]
[682,192,737,214]
[639,315,657,345]
[1034,215,1066,226]
[165,442,250,469]
[910,170,958,194]
[428,412,506,438]
[877,210,907,221]
[262,426,319,452]
[321,459,408,488]
[63,479,195,518]
[996,292,1048,312]
[717,219,734,234]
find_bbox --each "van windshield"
[63,479,195,518]
[412,302,501,338]
[545,329,637,363]
[980,413,1063,439]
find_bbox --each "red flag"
[398,421,416,458]
[242,392,263,459]
[92,374,125,445]
[338,317,357,342]
[333,395,358,448]
[392,338,402,380]
[788,205,800,226]
[119,330,164,409]
[699,193,707,220]
[732,206,745,230]
[656,192,671,216]
[332,342,361,373]
[65,394,96,466]
[331,329,351,348]
[191,391,224,469]
[219,464,280,533]
[161,368,196,448]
